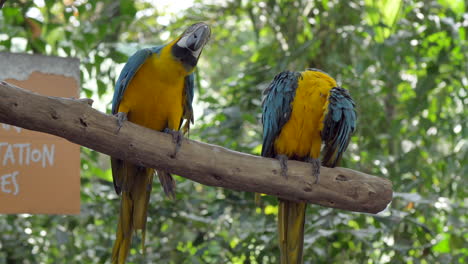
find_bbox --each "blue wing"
[111,45,165,114]
[261,71,301,158]
[181,73,195,132]
[321,87,357,167]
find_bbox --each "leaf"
[433,233,451,253]
[97,79,107,97]
[109,49,128,63]
[437,0,465,15]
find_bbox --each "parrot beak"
[172,22,211,69]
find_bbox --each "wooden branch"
[0,81,392,213]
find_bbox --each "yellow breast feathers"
[117,44,189,131]
[274,71,337,159]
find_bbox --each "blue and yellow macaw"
[261,69,356,263]
[110,22,210,264]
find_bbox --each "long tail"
[157,170,176,199]
[112,165,153,264]
[278,199,306,264]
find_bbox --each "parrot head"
[172,22,211,71]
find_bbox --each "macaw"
[110,22,210,264]
[261,69,356,263]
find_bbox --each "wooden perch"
[0,81,392,213]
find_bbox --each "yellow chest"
[117,49,189,131]
[273,72,336,159]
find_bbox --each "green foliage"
[0,0,466,263]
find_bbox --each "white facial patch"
[176,35,190,49]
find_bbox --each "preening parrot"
[261,69,356,263]
[110,22,210,264]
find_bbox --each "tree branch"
[0,81,392,213]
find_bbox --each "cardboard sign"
[0,53,81,214]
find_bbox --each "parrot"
[110,22,210,264]
[261,69,356,263]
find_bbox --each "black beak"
[186,24,210,52]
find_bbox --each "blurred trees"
[0,0,466,263]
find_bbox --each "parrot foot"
[163,128,183,158]
[306,157,321,184]
[115,112,128,133]
[276,154,289,178]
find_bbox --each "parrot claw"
[306,157,321,184]
[115,112,128,133]
[276,154,289,178]
[163,128,183,158]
